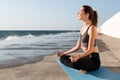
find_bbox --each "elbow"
[75,46,80,51]
[85,48,93,54]
[76,48,80,51]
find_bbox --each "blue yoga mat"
[56,58,120,80]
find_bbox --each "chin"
[77,17,82,20]
[78,18,82,20]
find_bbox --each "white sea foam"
[5,36,20,41]
[0,31,79,49]
[0,31,80,67]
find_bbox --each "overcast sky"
[0,0,120,30]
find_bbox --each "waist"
[81,45,98,52]
[81,41,97,47]
[91,52,99,54]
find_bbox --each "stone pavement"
[98,34,120,73]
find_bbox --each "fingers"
[56,52,64,57]
[70,56,75,62]
[56,52,61,57]
[70,55,79,62]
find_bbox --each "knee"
[60,55,66,63]
[60,55,71,63]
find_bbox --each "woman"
[56,5,100,74]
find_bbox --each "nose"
[77,12,79,15]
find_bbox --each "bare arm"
[78,26,97,58]
[63,37,81,55]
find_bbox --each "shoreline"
[0,55,44,69]
[0,34,111,69]
[0,53,56,69]
[0,34,109,69]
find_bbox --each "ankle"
[80,70,87,74]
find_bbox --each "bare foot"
[80,70,87,74]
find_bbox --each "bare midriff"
[81,46,99,53]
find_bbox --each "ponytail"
[92,11,98,26]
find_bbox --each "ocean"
[0,30,80,68]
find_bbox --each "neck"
[82,20,91,28]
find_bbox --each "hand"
[56,52,64,57]
[70,54,80,62]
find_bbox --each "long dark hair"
[83,5,98,27]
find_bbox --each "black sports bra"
[80,25,97,47]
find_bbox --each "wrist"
[78,54,81,58]
[61,52,65,55]
[62,52,67,55]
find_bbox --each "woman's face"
[77,7,87,20]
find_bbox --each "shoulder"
[88,25,97,32]
[88,25,98,35]
[89,25,97,30]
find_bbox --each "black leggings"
[60,52,100,72]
